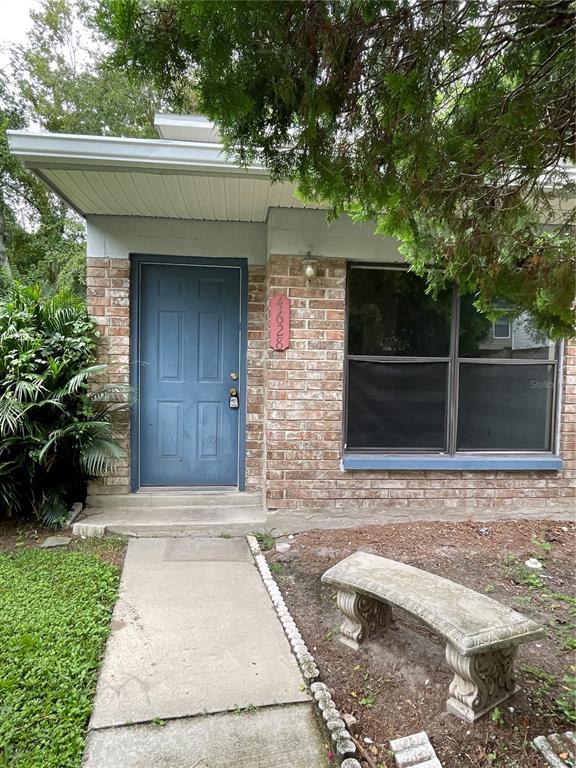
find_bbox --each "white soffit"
[39,169,313,221]
[7,129,322,221]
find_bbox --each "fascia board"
[7,130,267,178]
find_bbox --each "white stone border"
[390,731,443,767]
[246,535,361,768]
[533,731,575,767]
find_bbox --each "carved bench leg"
[336,589,393,651]
[445,644,520,722]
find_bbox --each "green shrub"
[254,531,275,551]
[0,283,129,526]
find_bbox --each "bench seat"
[322,551,545,722]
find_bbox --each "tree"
[0,0,161,293]
[11,0,159,138]
[0,71,80,293]
[98,0,575,336]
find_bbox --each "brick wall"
[86,257,131,495]
[264,255,346,507]
[246,266,266,492]
[262,255,576,512]
[85,251,575,511]
[560,341,576,490]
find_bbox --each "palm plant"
[0,283,130,526]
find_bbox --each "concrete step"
[81,506,265,523]
[86,492,262,509]
[74,521,270,538]
[73,503,267,538]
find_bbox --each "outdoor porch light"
[303,253,318,279]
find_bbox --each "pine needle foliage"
[99,0,575,336]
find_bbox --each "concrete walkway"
[83,538,328,767]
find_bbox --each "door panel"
[139,263,241,486]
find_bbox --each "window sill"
[342,454,563,471]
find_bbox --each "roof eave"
[6,130,267,179]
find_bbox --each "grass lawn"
[0,536,124,768]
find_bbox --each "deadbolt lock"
[230,372,238,381]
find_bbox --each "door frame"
[129,254,249,492]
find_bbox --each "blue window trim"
[342,454,563,472]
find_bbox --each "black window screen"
[457,363,555,451]
[347,361,448,450]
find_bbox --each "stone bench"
[322,551,545,723]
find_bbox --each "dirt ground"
[266,519,576,768]
[0,520,127,568]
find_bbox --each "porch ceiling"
[7,130,324,221]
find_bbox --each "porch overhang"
[7,130,323,222]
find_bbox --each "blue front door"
[139,263,241,486]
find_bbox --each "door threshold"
[137,486,240,495]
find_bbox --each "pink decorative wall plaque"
[268,292,291,351]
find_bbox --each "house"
[8,115,575,520]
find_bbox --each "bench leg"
[336,589,393,651]
[445,644,519,722]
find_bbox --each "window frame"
[343,263,563,457]
[492,315,511,339]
